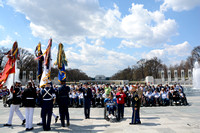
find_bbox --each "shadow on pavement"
[141,117,160,119]
[140,122,161,126]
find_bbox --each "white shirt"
[152,92,160,98]
[161,91,168,99]
[78,93,83,99]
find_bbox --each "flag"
[54,43,68,83]
[0,41,19,89]
[35,42,44,83]
[40,39,52,87]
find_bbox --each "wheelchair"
[104,102,118,122]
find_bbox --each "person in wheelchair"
[104,93,117,119]
[173,89,180,105]
[178,89,188,106]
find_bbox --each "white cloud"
[0,0,3,7]
[64,42,136,77]
[91,39,104,46]
[0,36,13,46]
[143,41,192,65]
[7,1,177,47]
[118,40,141,48]
[119,3,177,46]
[160,0,200,12]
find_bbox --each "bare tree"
[0,47,9,70]
[191,46,200,62]
[18,48,38,79]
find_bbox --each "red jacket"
[116,92,126,104]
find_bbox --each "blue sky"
[0,0,200,77]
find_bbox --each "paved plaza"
[0,96,200,133]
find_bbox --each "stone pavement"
[0,96,200,133]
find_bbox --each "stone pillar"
[36,71,38,82]
[188,69,192,80]
[168,70,171,82]
[22,71,26,83]
[161,70,165,83]
[29,71,33,79]
[181,70,185,81]
[174,70,178,82]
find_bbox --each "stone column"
[174,70,178,82]
[29,71,33,80]
[168,70,171,82]
[161,70,165,83]
[188,69,192,80]
[22,71,26,83]
[181,70,185,81]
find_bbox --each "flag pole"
[13,60,16,90]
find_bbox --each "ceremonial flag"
[35,42,44,83]
[0,41,19,88]
[40,39,52,87]
[54,43,68,83]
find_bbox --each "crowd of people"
[0,80,188,131]
[43,83,188,108]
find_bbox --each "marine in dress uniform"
[130,86,141,125]
[83,83,92,119]
[40,82,55,131]
[22,80,37,131]
[4,81,25,126]
[57,81,70,127]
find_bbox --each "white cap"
[15,80,21,83]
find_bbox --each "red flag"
[0,58,15,88]
[0,41,18,89]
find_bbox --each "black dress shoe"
[25,128,29,131]
[4,124,12,126]
[22,119,26,125]
[37,122,43,125]
[29,127,34,131]
[55,116,59,123]
[46,128,51,131]
[129,123,136,125]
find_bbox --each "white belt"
[43,98,52,101]
[107,103,115,106]
[26,97,34,99]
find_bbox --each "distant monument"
[22,71,26,83]
[29,71,33,79]
[95,75,106,80]
[161,70,165,83]
[188,69,192,80]
[168,70,171,82]
[174,70,178,82]
[181,70,185,81]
